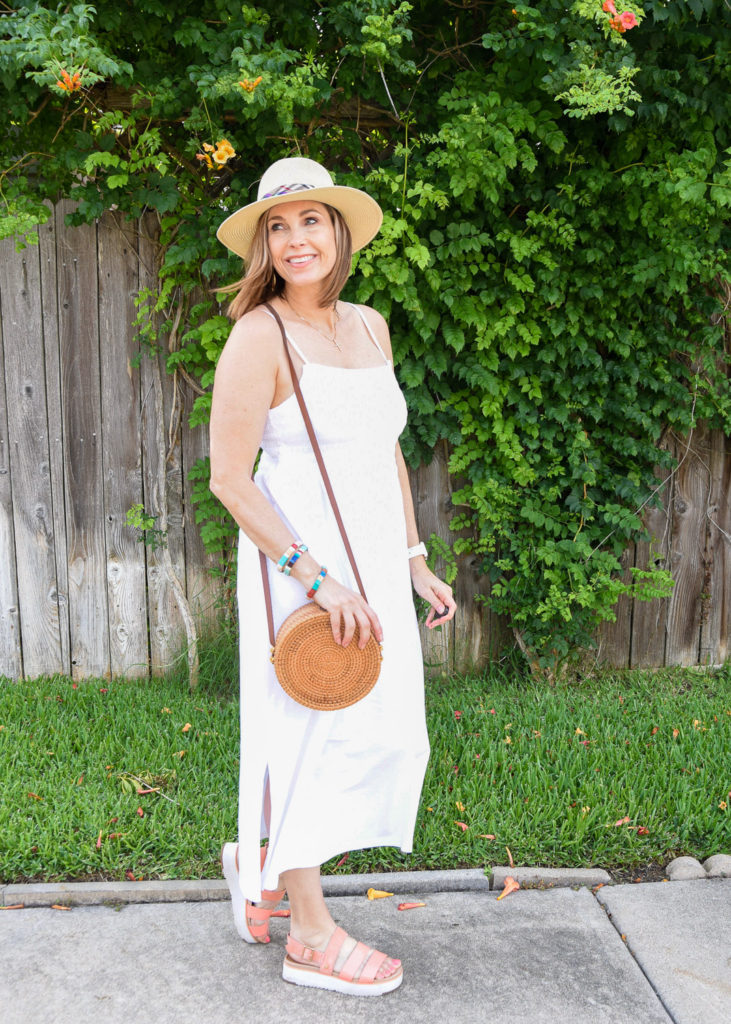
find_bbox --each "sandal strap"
[338,940,372,983]
[359,948,389,983]
[246,901,290,927]
[245,905,273,940]
[286,926,348,976]
[261,886,286,902]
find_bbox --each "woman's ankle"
[288,919,336,950]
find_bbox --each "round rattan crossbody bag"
[257,304,383,711]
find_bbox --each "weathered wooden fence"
[0,204,220,680]
[0,209,729,680]
[412,430,730,673]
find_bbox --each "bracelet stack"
[306,567,328,598]
[277,542,308,576]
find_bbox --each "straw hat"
[216,157,383,262]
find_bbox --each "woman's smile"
[287,253,317,266]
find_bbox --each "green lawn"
[1,661,728,883]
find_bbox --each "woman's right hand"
[312,574,383,650]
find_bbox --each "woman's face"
[266,200,336,290]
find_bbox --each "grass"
[1,654,729,884]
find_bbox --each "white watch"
[408,542,428,560]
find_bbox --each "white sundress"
[235,305,430,901]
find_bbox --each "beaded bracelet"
[277,542,307,574]
[283,543,308,576]
[306,566,328,598]
[276,543,298,572]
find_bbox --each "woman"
[210,156,456,995]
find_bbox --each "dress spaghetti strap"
[350,304,390,364]
[262,307,309,364]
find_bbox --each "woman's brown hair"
[222,203,352,321]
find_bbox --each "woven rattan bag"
[258,305,383,711]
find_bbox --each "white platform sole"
[282,957,404,996]
[221,842,257,943]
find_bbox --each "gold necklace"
[284,297,342,351]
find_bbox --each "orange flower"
[398,902,426,910]
[454,821,468,832]
[212,139,236,165]
[366,888,393,900]
[239,76,263,92]
[496,876,520,901]
[196,152,214,170]
[57,69,82,92]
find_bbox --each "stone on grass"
[665,856,706,881]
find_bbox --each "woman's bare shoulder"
[352,303,392,358]
[218,306,282,370]
[352,303,387,329]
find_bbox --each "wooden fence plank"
[178,286,224,632]
[56,201,110,679]
[598,544,634,668]
[0,232,64,676]
[665,432,706,666]
[700,428,730,666]
[181,381,224,630]
[452,532,496,673]
[39,205,71,675]
[631,459,673,668]
[138,215,186,673]
[98,213,148,677]
[0,270,22,679]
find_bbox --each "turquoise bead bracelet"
[306,567,327,598]
[277,543,299,572]
[277,541,308,574]
[283,544,308,576]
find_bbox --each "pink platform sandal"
[221,842,290,944]
[282,926,403,995]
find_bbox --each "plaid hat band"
[261,182,315,199]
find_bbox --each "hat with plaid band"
[216,157,383,262]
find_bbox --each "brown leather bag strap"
[259,548,276,648]
[258,302,369,646]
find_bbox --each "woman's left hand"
[409,558,457,629]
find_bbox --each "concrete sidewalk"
[2,877,729,1024]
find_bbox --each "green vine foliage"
[2,1,729,673]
